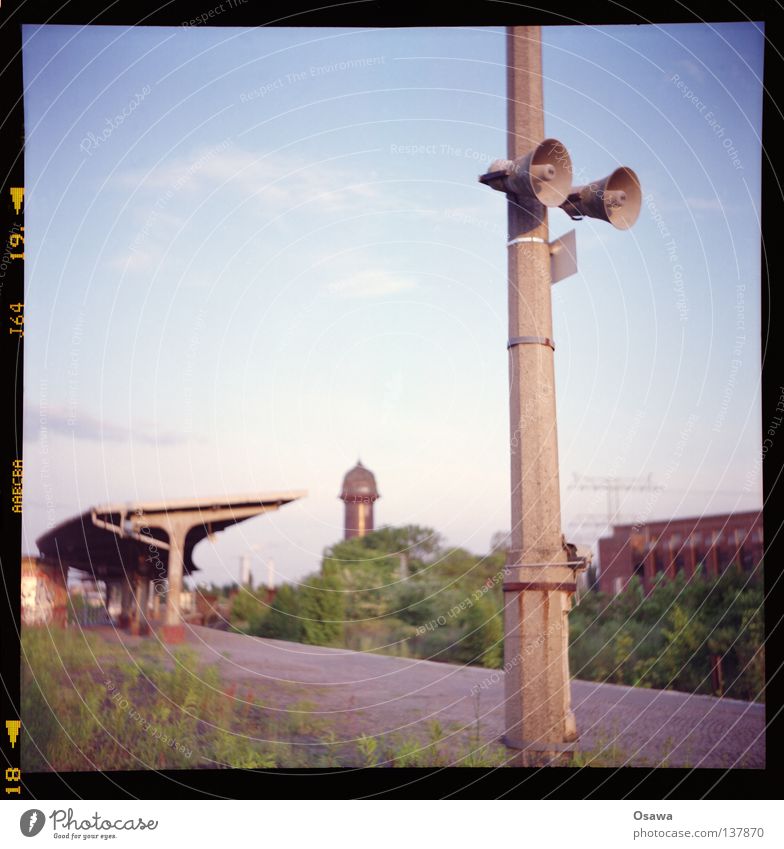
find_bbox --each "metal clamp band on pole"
[503,738,579,753]
[507,335,555,351]
[503,581,577,592]
[507,236,547,246]
[506,560,588,569]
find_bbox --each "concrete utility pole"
[500,25,578,765]
[479,26,641,765]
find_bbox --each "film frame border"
[0,0,781,801]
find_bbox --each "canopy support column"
[161,519,188,643]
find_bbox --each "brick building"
[598,510,763,595]
[21,555,69,627]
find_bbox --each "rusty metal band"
[503,737,579,753]
[507,236,547,246]
[502,581,577,592]
[507,335,555,351]
[505,560,588,569]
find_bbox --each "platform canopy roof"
[35,491,306,580]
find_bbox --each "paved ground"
[165,624,764,769]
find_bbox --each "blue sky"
[21,23,764,586]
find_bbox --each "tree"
[299,574,345,647]
[657,603,711,691]
[322,534,402,621]
[230,587,270,633]
[452,597,503,668]
[570,566,764,700]
[257,584,303,642]
[323,525,442,577]
[490,531,510,553]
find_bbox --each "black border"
[0,0,26,805]
[1,0,782,800]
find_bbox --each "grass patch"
[21,626,514,770]
[21,627,285,771]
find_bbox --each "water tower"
[339,460,380,540]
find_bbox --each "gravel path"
[177,625,764,768]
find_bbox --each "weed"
[356,733,379,767]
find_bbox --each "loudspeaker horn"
[560,166,641,229]
[479,138,572,208]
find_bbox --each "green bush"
[299,574,345,647]
[569,565,764,701]
[230,587,271,634]
[257,584,304,642]
[450,597,503,669]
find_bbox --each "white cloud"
[107,146,397,273]
[327,269,416,298]
[116,144,389,215]
[25,405,193,446]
